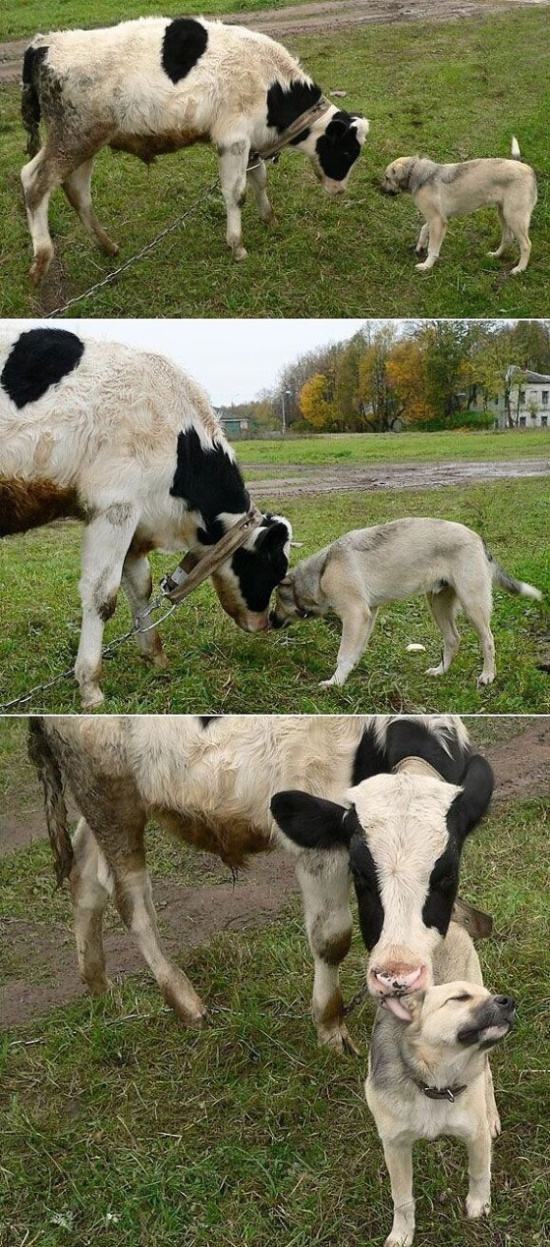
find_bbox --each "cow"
[20,16,370,282]
[29,714,494,1059]
[1,327,292,708]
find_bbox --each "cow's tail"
[27,718,74,886]
[510,136,521,160]
[484,544,542,601]
[21,43,46,158]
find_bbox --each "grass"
[1,10,549,317]
[234,428,550,467]
[1,476,548,715]
[0,0,313,40]
[1,788,548,1247]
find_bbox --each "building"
[490,369,550,428]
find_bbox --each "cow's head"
[270,754,493,1000]
[210,513,292,632]
[296,108,369,196]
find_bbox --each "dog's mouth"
[379,183,399,196]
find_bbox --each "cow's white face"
[210,514,292,632]
[270,752,493,1004]
[297,111,369,195]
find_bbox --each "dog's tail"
[510,136,521,160]
[27,718,74,886]
[21,43,47,158]
[484,544,542,601]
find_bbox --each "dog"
[365,921,516,1246]
[269,517,542,688]
[381,137,537,273]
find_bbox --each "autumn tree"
[386,339,434,424]
[299,372,338,430]
[356,325,403,430]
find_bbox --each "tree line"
[222,320,550,434]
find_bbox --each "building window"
[519,416,526,427]
[542,416,548,427]
[519,390,526,403]
[542,391,549,405]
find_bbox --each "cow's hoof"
[233,246,248,262]
[80,687,105,710]
[152,650,170,670]
[103,239,119,257]
[466,1195,490,1219]
[86,976,114,996]
[29,247,53,284]
[319,1023,360,1057]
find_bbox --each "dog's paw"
[477,672,495,687]
[426,664,444,677]
[319,677,340,688]
[415,259,435,272]
[466,1195,491,1219]
[385,1232,414,1247]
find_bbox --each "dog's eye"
[448,993,472,1003]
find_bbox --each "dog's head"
[269,569,322,628]
[383,980,517,1052]
[380,156,418,195]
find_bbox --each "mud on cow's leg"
[219,139,250,261]
[69,817,113,995]
[75,502,139,709]
[295,850,358,1055]
[247,158,274,225]
[122,545,169,670]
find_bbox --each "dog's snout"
[269,611,286,629]
[494,994,516,1013]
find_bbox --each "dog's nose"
[269,611,285,629]
[494,995,516,1012]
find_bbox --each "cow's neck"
[392,756,445,782]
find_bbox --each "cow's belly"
[154,807,272,869]
[0,477,83,537]
[109,129,210,163]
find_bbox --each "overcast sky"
[6,317,376,405]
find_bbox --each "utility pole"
[281,388,291,436]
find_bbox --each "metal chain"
[45,178,220,319]
[343,982,370,1017]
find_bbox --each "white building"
[491,370,550,429]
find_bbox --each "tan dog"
[269,517,542,688]
[366,924,516,1247]
[382,137,537,273]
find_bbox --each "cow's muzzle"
[369,962,429,997]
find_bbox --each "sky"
[5,317,374,405]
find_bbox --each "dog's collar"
[392,756,445,782]
[413,1080,467,1103]
[287,578,311,619]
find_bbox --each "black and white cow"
[21,16,369,281]
[271,715,494,1006]
[30,714,493,1054]
[1,327,291,708]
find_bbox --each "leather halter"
[248,96,332,168]
[392,756,445,782]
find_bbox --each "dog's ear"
[448,754,494,843]
[270,790,350,850]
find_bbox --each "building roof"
[508,368,550,384]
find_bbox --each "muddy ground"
[0,0,547,82]
[251,456,549,499]
[1,718,548,1030]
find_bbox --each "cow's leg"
[219,140,249,261]
[75,503,139,709]
[425,586,461,676]
[415,214,447,271]
[69,817,113,995]
[294,850,357,1054]
[382,1139,415,1247]
[121,547,169,669]
[465,1125,492,1218]
[62,158,119,256]
[21,146,61,283]
[247,158,274,225]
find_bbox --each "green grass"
[1,477,548,714]
[1,10,549,317]
[235,428,550,467]
[0,0,313,40]
[1,793,548,1247]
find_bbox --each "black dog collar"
[414,1080,467,1103]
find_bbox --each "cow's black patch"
[385,718,469,784]
[446,753,494,843]
[316,111,361,182]
[230,518,289,611]
[161,18,208,84]
[270,790,350,850]
[349,813,384,949]
[170,428,249,538]
[1,328,85,409]
[422,839,460,936]
[352,723,390,786]
[267,79,322,139]
[198,716,219,729]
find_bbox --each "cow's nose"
[494,995,516,1013]
[370,963,427,995]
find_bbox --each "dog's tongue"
[384,997,413,1022]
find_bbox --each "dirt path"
[0,0,547,83]
[252,456,549,499]
[1,720,548,1030]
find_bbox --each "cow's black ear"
[328,114,350,139]
[270,790,350,850]
[256,521,289,554]
[449,754,494,841]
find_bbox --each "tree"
[299,372,338,430]
[419,321,473,421]
[386,339,434,425]
[356,325,403,431]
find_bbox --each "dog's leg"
[509,218,532,274]
[382,1139,415,1246]
[415,222,429,255]
[320,606,378,687]
[465,1124,492,1218]
[459,597,496,686]
[485,1063,501,1138]
[294,852,357,1055]
[425,587,460,676]
[416,214,447,271]
[488,207,513,258]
